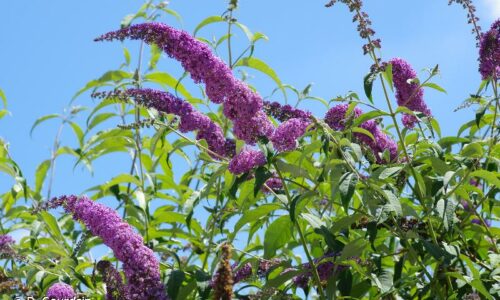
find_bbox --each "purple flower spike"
[123,88,232,158]
[46,283,76,300]
[233,262,253,284]
[271,118,310,152]
[49,195,167,300]
[324,104,398,163]
[479,19,500,80]
[324,103,362,131]
[228,148,266,175]
[390,58,431,129]
[96,22,275,144]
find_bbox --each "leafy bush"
[0,0,499,299]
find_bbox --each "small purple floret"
[228,148,266,175]
[46,283,76,300]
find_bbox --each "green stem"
[227,9,234,68]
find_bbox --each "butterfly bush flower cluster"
[390,58,432,129]
[46,283,76,300]
[95,22,274,145]
[479,19,500,80]
[0,235,15,256]
[94,89,234,158]
[262,173,283,193]
[271,118,310,152]
[232,258,283,284]
[228,148,266,175]
[325,104,397,163]
[49,195,167,300]
[281,253,351,290]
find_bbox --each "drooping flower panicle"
[95,22,274,144]
[479,19,500,80]
[390,58,431,129]
[46,283,76,300]
[324,104,397,163]
[96,88,234,158]
[49,195,167,300]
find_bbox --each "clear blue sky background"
[0,0,499,210]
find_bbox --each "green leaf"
[30,114,60,136]
[377,166,403,180]
[265,269,301,289]
[148,44,162,70]
[0,88,6,108]
[167,270,186,300]
[99,174,142,191]
[383,63,394,91]
[264,216,292,259]
[461,255,493,299]
[234,57,286,99]
[352,110,389,127]
[193,16,225,36]
[302,213,325,229]
[123,47,131,66]
[470,170,500,188]
[68,121,85,147]
[143,72,193,99]
[383,190,402,216]
[35,160,51,194]
[233,204,281,235]
[339,172,358,212]
[87,112,116,131]
[338,238,367,262]
[422,82,446,93]
[40,211,65,243]
[363,72,377,103]
[460,143,484,158]
[73,70,133,100]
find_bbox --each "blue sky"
[0,0,498,209]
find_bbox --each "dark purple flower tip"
[479,19,500,79]
[46,283,76,300]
